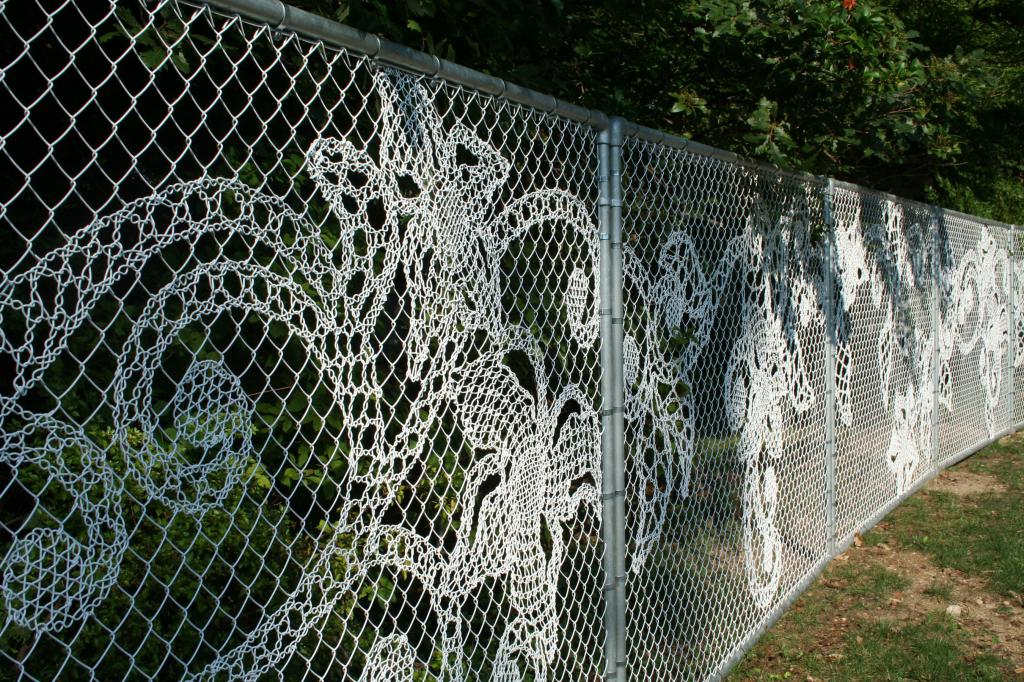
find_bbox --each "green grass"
[872,439,1024,597]
[834,562,911,606]
[728,434,1024,681]
[733,609,1009,681]
[923,581,954,602]
[836,615,1009,681]
[731,561,1014,681]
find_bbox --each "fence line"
[0,1,1020,680]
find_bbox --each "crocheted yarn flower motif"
[1,68,599,682]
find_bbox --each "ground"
[728,432,1024,681]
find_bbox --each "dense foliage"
[295,0,1023,223]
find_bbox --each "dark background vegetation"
[292,0,1024,223]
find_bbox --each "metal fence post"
[598,120,627,681]
[1010,225,1017,427]
[608,116,628,682]
[597,126,618,681]
[821,178,837,555]
[931,206,943,467]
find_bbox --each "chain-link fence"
[620,138,832,680]
[0,2,1019,681]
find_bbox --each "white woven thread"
[1,60,600,681]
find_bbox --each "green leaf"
[139,48,166,71]
[280,467,301,487]
[376,576,395,605]
[171,50,191,74]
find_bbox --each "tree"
[288,0,1023,223]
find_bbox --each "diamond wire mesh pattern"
[0,1,604,679]
[1016,232,1024,426]
[620,138,829,680]
[617,140,1019,679]
[0,1,1021,681]
[831,186,939,544]
[936,212,1014,463]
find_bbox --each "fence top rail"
[830,178,942,218]
[621,120,824,186]
[830,179,1017,231]
[193,0,610,128]
[939,205,1018,232]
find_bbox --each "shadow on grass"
[728,433,1024,681]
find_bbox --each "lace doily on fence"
[0,70,600,681]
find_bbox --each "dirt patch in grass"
[926,468,1008,496]
[729,438,1024,681]
[850,537,1024,669]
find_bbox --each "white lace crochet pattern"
[832,195,936,496]
[622,231,717,572]
[0,67,600,680]
[620,149,825,615]
[617,142,1013,680]
[625,205,821,607]
[938,223,1010,436]
[726,201,822,611]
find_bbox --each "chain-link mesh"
[936,212,1014,463]
[1015,231,1024,427]
[0,2,605,679]
[619,138,829,680]
[831,185,938,543]
[1,1,1021,681]
[618,141,1020,677]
